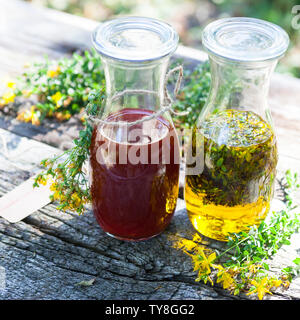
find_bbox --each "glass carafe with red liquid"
[90,17,180,241]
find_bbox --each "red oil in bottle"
[89,108,180,241]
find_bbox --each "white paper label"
[0,175,52,223]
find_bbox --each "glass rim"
[92,16,179,62]
[202,17,290,63]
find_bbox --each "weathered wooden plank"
[269,73,300,163]
[0,0,93,77]
[0,113,81,150]
[0,128,59,172]
[0,128,227,300]
[0,128,299,300]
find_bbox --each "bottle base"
[185,188,270,242]
[188,213,268,241]
[186,200,269,242]
[187,213,232,242]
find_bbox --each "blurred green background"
[24,0,300,77]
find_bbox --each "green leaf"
[216,158,224,167]
[75,278,96,287]
[293,258,300,265]
[262,262,269,270]
[221,165,227,172]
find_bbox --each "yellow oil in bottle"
[185,109,278,241]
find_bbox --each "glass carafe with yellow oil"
[185,18,289,241]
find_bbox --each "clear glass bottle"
[185,18,289,241]
[90,17,180,241]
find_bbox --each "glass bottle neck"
[101,56,170,116]
[204,56,277,125]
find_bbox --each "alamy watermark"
[95,126,204,176]
[292,5,300,30]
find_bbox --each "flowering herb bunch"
[0,50,105,125]
[174,170,300,300]
[33,89,105,214]
[0,49,210,129]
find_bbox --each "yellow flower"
[42,160,50,168]
[67,163,76,169]
[16,111,25,121]
[247,263,262,276]
[173,238,199,253]
[247,277,272,300]
[50,183,62,201]
[50,182,58,192]
[36,174,51,186]
[282,279,290,289]
[192,233,203,243]
[47,66,61,78]
[16,105,41,125]
[17,110,30,122]
[71,192,81,207]
[217,269,235,289]
[31,113,41,126]
[54,112,71,122]
[2,91,16,104]
[6,81,16,89]
[51,91,62,107]
[193,248,217,275]
[270,278,282,288]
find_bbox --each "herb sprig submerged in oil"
[185,109,278,241]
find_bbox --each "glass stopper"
[92,16,179,62]
[202,17,289,62]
